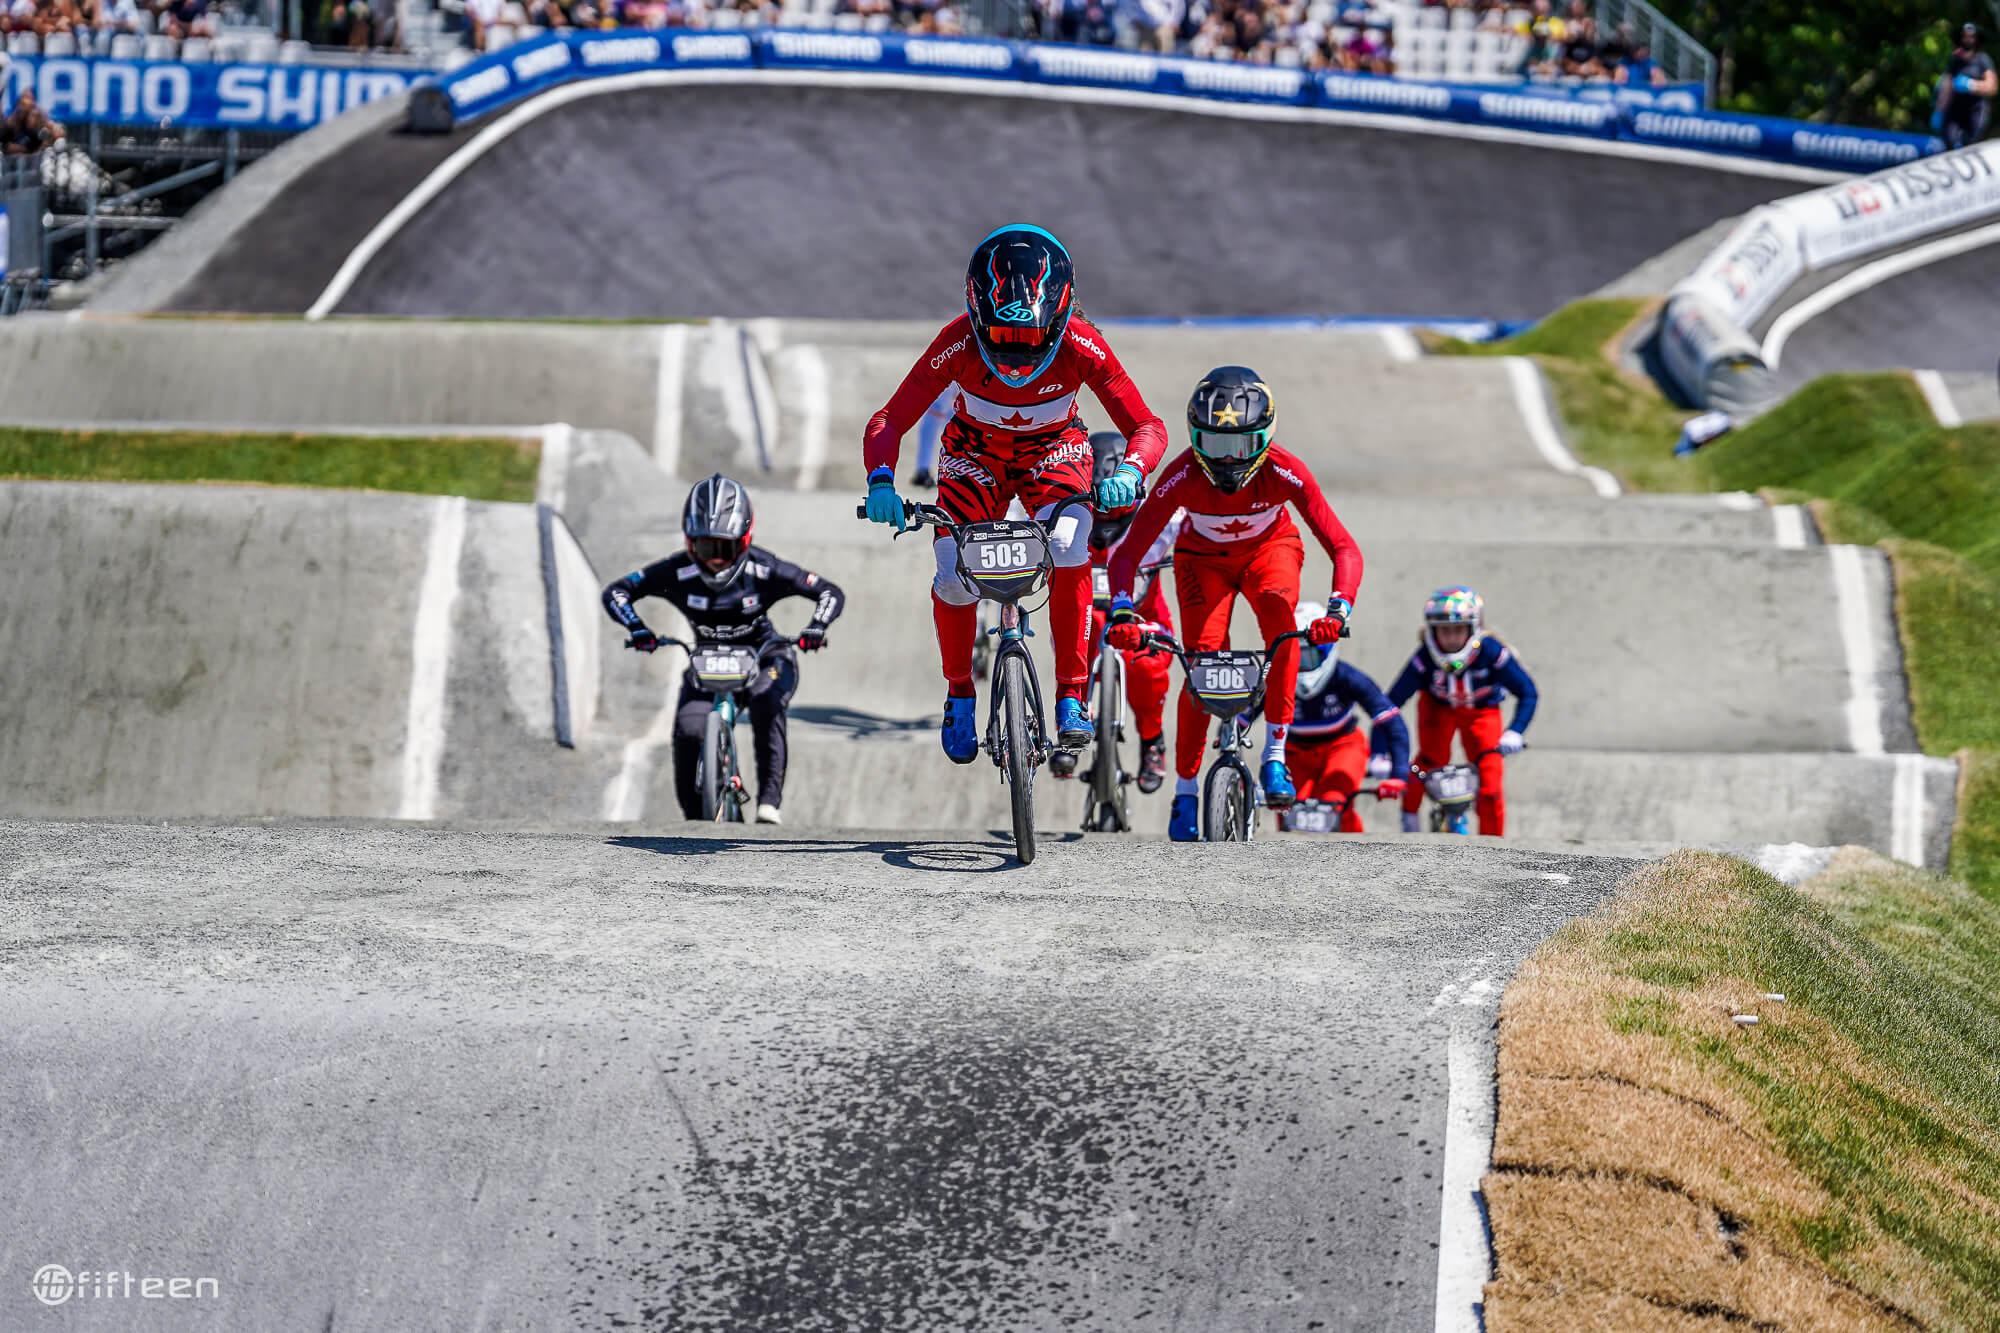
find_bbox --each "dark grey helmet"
[683,473,755,588]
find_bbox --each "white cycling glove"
[1367,753,1392,779]
[1498,730,1526,756]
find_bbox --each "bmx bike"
[858,492,1095,864]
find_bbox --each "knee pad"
[1037,503,1090,569]
[931,535,980,607]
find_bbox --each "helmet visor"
[1296,640,1327,674]
[1192,427,1269,462]
[689,535,745,573]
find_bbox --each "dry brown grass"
[1485,850,2000,1331]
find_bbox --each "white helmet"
[1293,603,1339,698]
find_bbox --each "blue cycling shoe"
[1261,759,1296,809]
[1055,695,1093,749]
[941,695,979,765]
[1169,793,1200,842]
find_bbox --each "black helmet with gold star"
[1187,365,1276,493]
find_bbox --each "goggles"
[1191,426,1270,462]
[689,535,745,570]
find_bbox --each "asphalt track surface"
[260,84,1799,321]
[0,817,1642,1331]
[1768,240,2000,393]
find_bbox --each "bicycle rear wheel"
[1090,648,1128,832]
[1001,653,1038,864]
[1203,760,1250,842]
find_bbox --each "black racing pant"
[1946,100,1991,149]
[672,649,799,818]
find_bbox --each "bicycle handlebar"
[855,491,1098,538]
[1138,626,1311,664]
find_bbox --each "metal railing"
[1596,0,1717,102]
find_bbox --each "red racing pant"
[1171,532,1304,780]
[1400,696,1507,836]
[1288,728,1370,832]
[932,424,1096,700]
[1089,603,1174,740]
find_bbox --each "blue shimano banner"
[2,54,427,131]
[758,29,1018,78]
[435,29,754,123]
[414,28,1943,173]
[1621,106,1937,171]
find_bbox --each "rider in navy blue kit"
[1284,603,1410,830]
[603,474,844,824]
[1383,586,1535,836]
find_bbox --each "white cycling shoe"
[756,803,783,825]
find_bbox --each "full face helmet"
[1422,585,1485,672]
[1088,429,1144,549]
[1293,602,1340,697]
[1187,366,1276,493]
[683,473,755,589]
[966,225,1075,388]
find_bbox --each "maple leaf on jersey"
[1214,518,1255,536]
[998,410,1035,428]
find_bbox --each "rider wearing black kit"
[603,474,844,824]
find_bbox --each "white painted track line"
[602,693,678,822]
[1504,357,1621,498]
[536,421,572,512]
[789,344,831,491]
[1379,326,1422,362]
[399,495,468,820]
[1914,368,1963,427]
[1763,219,2000,368]
[1829,544,1885,757]
[1772,504,1807,549]
[1434,1023,1494,1333]
[1892,753,1927,867]
[654,323,688,476]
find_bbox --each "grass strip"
[1433,298,1699,492]
[1487,849,2000,1332]
[0,426,540,503]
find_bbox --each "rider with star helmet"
[1282,602,1410,832]
[1052,429,1179,791]
[1383,585,1538,837]
[602,474,846,825]
[1105,366,1365,841]
[861,225,1170,767]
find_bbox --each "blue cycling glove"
[1095,461,1142,511]
[1955,74,1978,93]
[865,465,906,532]
[1933,108,1948,132]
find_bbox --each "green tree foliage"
[1648,0,1999,130]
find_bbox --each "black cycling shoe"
[911,468,937,489]
[1136,734,1167,794]
[1050,750,1078,779]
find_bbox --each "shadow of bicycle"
[788,705,937,738]
[608,832,1084,874]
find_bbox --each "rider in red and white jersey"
[861,225,1168,763]
[1107,366,1364,839]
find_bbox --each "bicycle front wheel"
[701,711,727,821]
[1091,647,1128,832]
[1203,760,1250,842]
[1001,652,1038,864]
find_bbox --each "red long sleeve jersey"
[863,314,1169,476]
[1107,446,1364,606]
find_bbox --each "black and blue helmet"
[965,224,1075,388]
